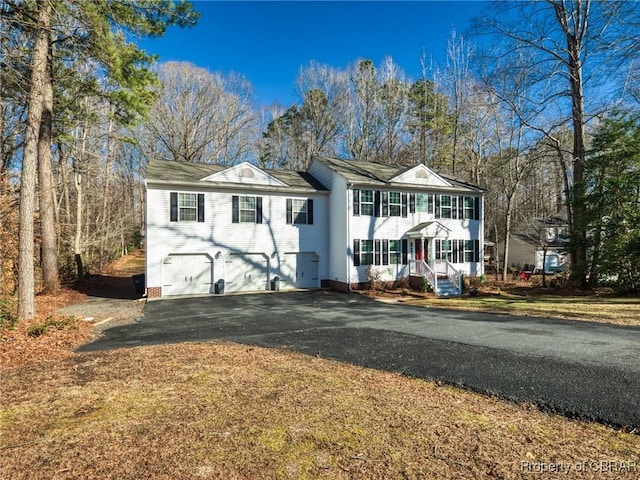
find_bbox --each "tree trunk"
[74,171,83,279]
[18,1,51,320]
[553,0,589,288]
[38,34,59,294]
[501,197,514,282]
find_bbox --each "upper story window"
[388,192,402,217]
[357,190,374,216]
[170,192,204,222]
[353,189,408,217]
[463,196,475,220]
[440,195,452,219]
[286,198,314,225]
[415,193,428,212]
[434,195,480,220]
[232,195,263,224]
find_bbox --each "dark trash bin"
[215,278,225,294]
[132,273,145,294]
[271,276,280,291]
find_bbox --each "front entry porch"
[406,221,462,297]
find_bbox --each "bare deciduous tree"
[146,62,257,165]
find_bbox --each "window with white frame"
[170,192,204,222]
[178,193,197,221]
[389,191,402,216]
[360,190,374,216]
[360,240,374,265]
[232,195,263,224]
[463,196,475,220]
[389,240,402,264]
[240,196,256,223]
[286,198,314,225]
[436,239,453,261]
[440,195,452,219]
[464,240,475,262]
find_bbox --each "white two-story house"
[145,157,484,298]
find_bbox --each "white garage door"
[225,253,269,292]
[282,253,319,289]
[163,254,213,296]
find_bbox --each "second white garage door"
[282,253,319,289]
[225,253,269,292]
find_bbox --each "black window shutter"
[232,195,239,223]
[427,194,434,214]
[382,191,388,217]
[374,239,381,266]
[435,195,441,219]
[353,189,360,216]
[474,196,480,220]
[459,240,465,263]
[286,198,293,224]
[197,194,205,222]
[353,239,360,267]
[307,199,313,224]
[374,191,381,217]
[451,196,457,219]
[458,196,464,219]
[435,239,441,260]
[453,240,459,263]
[382,239,389,265]
[401,239,408,265]
[401,193,408,217]
[170,192,178,222]
[256,197,263,224]
[409,193,415,213]
[474,239,480,263]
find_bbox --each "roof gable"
[389,164,451,187]
[201,162,288,187]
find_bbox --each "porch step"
[436,278,461,297]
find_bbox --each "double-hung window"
[286,198,314,225]
[463,196,475,220]
[388,192,402,217]
[232,195,263,224]
[360,190,374,216]
[170,192,204,222]
[389,240,402,264]
[440,195,452,219]
[359,240,374,266]
[464,240,475,262]
[436,239,453,261]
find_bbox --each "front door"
[414,239,430,262]
[415,239,423,261]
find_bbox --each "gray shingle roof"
[313,156,484,192]
[145,159,328,192]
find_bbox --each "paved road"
[79,290,640,429]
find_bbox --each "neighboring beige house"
[498,213,570,274]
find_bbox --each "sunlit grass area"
[401,293,640,326]
[2,343,638,479]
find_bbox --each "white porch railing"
[409,259,437,292]
[442,260,462,292]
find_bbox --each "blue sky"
[138,1,487,106]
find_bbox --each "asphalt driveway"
[79,290,640,430]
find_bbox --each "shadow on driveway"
[78,290,640,430]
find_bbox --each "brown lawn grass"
[374,280,640,327]
[1,342,638,480]
[1,254,639,479]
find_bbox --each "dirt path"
[57,251,146,332]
